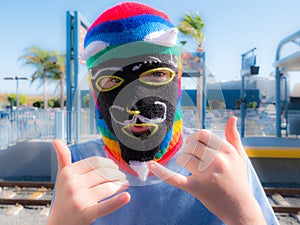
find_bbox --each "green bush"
[247,101,258,108]
[48,99,54,108]
[7,94,27,106]
[83,94,90,108]
[32,99,59,108]
[52,99,61,108]
[32,100,43,108]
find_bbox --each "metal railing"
[1,107,299,150]
[0,108,97,150]
[182,108,280,137]
[288,110,300,136]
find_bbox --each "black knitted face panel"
[90,54,178,163]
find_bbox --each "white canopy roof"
[290,83,300,97]
[274,51,300,72]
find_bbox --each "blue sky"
[1,0,300,95]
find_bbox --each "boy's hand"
[149,116,266,225]
[47,140,130,225]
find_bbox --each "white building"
[216,76,276,104]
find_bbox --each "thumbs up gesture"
[47,140,130,225]
[149,117,266,225]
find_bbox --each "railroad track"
[0,181,53,204]
[0,181,54,217]
[264,187,300,223]
[0,181,300,222]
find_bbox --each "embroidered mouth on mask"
[109,101,166,139]
[109,101,167,126]
[122,123,158,140]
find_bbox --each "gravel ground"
[276,196,300,224]
[276,213,300,225]
[285,196,300,205]
[0,180,299,224]
[0,205,48,225]
[0,208,299,225]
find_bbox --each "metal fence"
[1,108,299,150]
[288,110,300,136]
[0,108,97,150]
[182,108,280,137]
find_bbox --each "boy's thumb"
[225,116,244,155]
[52,139,72,171]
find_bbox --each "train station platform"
[0,137,299,186]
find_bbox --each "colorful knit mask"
[83,2,183,168]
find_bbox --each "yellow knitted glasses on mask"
[94,67,175,92]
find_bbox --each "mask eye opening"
[139,67,175,86]
[95,75,124,92]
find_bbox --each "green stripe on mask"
[86,42,181,69]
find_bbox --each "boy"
[47,2,279,225]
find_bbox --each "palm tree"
[178,12,205,52]
[47,52,66,109]
[178,12,205,128]
[20,46,64,110]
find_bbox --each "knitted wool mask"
[83,2,183,166]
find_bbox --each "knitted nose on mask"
[82,2,183,167]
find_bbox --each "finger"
[86,192,131,221]
[183,143,219,172]
[82,181,130,205]
[149,161,188,190]
[177,152,217,176]
[52,139,71,171]
[70,156,119,175]
[80,168,127,188]
[184,140,203,155]
[186,130,225,153]
[183,140,219,159]
[225,116,245,156]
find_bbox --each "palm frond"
[19,46,66,108]
[177,11,205,48]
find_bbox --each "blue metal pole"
[240,76,245,137]
[74,11,80,144]
[66,11,73,144]
[240,52,246,138]
[201,52,206,129]
[275,67,281,137]
[239,48,257,137]
[283,76,288,137]
[65,11,90,144]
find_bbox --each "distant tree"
[178,12,205,125]
[47,53,66,109]
[83,93,90,108]
[51,98,61,108]
[32,99,56,108]
[32,100,43,108]
[247,101,258,109]
[48,99,55,108]
[178,12,205,52]
[7,94,27,106]
[19,46,65,110]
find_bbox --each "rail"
[0,181,54,207]
[1,182,300,209]
[1,107,291,151]
[265,186,300,222]
[0,181,299,222]
[0,108,97,150]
